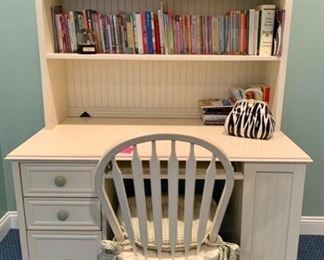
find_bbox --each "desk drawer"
[25,198,101,230]
[21,164,97,197]
[28,231,101,260]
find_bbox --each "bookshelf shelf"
[46,53,281,62]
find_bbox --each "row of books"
[230,84,271,103]
[199,84,271,125]
[199,98,234,125]
[51,4,285,56]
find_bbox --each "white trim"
[300,216,324,235]
[0,212,11,242]
[0,211,18,242]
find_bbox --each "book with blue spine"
[145,11,154,54]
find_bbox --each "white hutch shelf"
[36,0,292,129]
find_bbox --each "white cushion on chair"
[118,194,217,251]
[117,245,221,259]
[116,236,239,260]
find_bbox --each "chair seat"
[118,244,222,260]
[101,237,239,260]
[118,194,218,252]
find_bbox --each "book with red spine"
[141,12,148,54]
[262,85,271,103]
[151,11,156,54]
[157,9,165,54]
[153,13,161,54]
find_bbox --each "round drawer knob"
[57,210,69,221]
[54,176,67,187]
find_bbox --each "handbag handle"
[243,88,263,101]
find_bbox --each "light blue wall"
[0,0,323,217]
[282,0,324,216]
[0,0,44,215]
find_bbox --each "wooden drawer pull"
[57,210,69,221]
[54,176,67,187]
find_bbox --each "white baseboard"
[0,211,18,242]
[300,216,324,235]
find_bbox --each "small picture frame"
[77,29,96,54]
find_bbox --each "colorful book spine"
[51,5,280,56]
[257,5,276,56]
[153,13,161,54]
[151,11,156,54]
[248,9,255,55]
[145,11,153,54]
[135,13,144,54]
[157,9,165,54]
[132,13,139,54]
[112,15,120,53]
[126,14,135,54]
[167,11,174,54]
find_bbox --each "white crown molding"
[300,216,324,235]
[0,211,18,242]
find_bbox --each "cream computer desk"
[6,119,311,260]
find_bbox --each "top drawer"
[21,164,97,197]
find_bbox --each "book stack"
[230,84,271,103]
[199,98,234,125]
[50,4,284,56]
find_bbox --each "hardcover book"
[257,5,276,56]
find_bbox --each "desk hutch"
[6,0,311,260]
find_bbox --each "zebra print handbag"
[224,99,275,140]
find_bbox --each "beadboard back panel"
[63,60,272,118]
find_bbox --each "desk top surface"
[6,118,311,163]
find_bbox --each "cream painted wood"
[111,159,135,243]
[28,231,102,260]
[132,145,149,256]
[240,163,306,260]
[197,156,217,249]
[285,164,306,260]
[150,141,163,256]
[36,0,292,128]
[168,140,179,257]
[11,162,29,260]
[183,144,196,257]
[47,53,281,61]
[95,133,235,258]
[64,60,274,119]
[6,124,311,163]
[25,198,101,230]
[21,163,97,197]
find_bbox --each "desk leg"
[12,162,29,260]
[240,163,306,260]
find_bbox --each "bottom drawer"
[28,231,102,260]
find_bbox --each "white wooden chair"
[95,134,235,259]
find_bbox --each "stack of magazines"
[199,98,234,125]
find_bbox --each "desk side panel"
[240,163,306,260]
